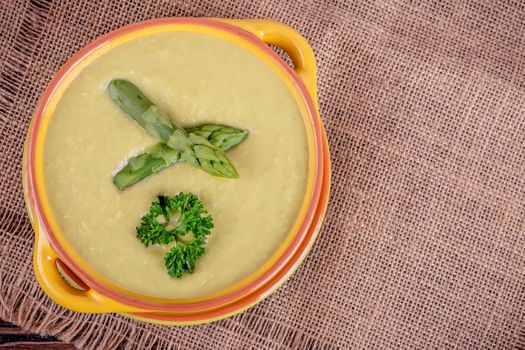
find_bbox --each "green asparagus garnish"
[113,125,248,191]
[113,144,179,191]
[186,124,249,151]
[108,79,241,180]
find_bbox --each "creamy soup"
[43,31,308,298]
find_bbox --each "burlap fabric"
[1,0,525,349]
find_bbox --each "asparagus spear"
[107,79,240,179]
[113,144,179,191]
[113,125,248,191]
[186,124,249,151]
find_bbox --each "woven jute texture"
[1,0,525,349]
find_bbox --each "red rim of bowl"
[26,17,324,313]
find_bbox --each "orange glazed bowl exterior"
[23,17,331,324]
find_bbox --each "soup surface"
[43,31,308,298]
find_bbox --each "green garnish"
[137,193,214,278]
[113,124,248,191]
[107,79,248,191]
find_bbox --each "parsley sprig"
[137,193,214,278]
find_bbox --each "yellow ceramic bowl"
[23,17,331,324]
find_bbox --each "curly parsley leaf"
[136,192,214,278]
[164,241,205,278]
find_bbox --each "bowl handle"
[213,18,319,108]
[33,229,145,313]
